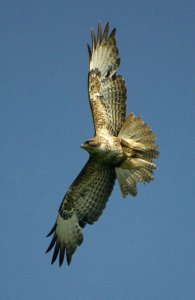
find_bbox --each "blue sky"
[1,0,194,299]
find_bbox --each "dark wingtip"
[104,22,110,33]
[51,243,60,265]
[87,43,92,59]
[91,30,97,50]
[46,223,56,237]
[109,27,116,43]
[102,22,110,42]
[111,27,116,36]
[97,21,103,43]
[59,247,65,267]
[45,234,56,254]
[66,252,72,266]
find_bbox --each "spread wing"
[87,22,127,136]
[46,158,116,266]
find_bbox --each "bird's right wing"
[46,157,116,266]
[87,22,127,136]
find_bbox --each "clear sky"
[1,0,194,299]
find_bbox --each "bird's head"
[81,136,109,155]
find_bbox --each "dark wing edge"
[88,22,127,136]
[46,157,116,266]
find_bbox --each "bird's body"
[46,22,159,266]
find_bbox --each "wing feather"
[46,158,116,266]
[88,22,127,135]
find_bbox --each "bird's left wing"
[87,22,127,136]
[46,157,116,266]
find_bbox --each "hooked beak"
[81,140,91,149]
[80,143,86,149]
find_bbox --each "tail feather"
[116,168,137,197]
[137,133,156,144]
[116,113,159,197]
[116,164,155,197]
[118,113,143,139]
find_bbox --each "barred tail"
[116,113,159,197]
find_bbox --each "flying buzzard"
[46,22,159,266]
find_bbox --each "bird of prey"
[46,22,159,266]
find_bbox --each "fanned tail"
[116,113,159,197]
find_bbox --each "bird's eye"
[84,139,98,147]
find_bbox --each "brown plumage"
[46,22,159,266]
